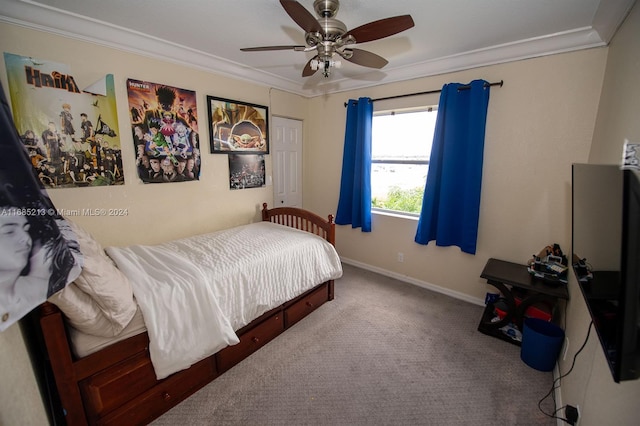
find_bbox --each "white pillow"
[48,220,137,337]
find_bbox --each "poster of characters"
[127,79,200,183]
[3,53,123,188]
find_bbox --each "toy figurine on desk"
[571,253,593,283]
[527,243,569,285]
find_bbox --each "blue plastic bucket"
[520,317,565,372]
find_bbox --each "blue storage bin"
[520,317,565,372]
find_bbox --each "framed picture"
[228,154,265,190]
[207,96,269,154]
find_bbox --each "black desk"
[477,258,569,346]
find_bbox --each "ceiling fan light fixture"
[242,0,414,79]
[311,58,341,77]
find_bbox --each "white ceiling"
[0,0,636,97]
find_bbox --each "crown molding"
[303,27,607,97]
[592,0,637,43]
[1,0,633,98]
[1,0,306,94]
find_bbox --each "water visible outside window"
[371,109,437,215]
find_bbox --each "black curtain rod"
[343,80,504,107]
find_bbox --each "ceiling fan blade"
[241,45,305,52]
[343,15,414,44]
[302,57,318,77]
[280,0,323,33]
[344,48,388,69]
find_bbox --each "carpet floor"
[151,264,556,425]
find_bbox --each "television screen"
[572,164,640,382]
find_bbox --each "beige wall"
[589,1,640,165]
[559,3,640,425]
[0,324,49,425]
[0,24,308,248]
[306,48,607,302]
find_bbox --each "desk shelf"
[478,304,524,346]
[478,258,569,346]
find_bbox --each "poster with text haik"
[4,52,124,188]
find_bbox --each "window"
[371,107,437,216]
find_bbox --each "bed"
[36,203,341,426]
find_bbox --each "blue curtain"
[415,80,491,254]
[335,97,373,232]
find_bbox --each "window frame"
[370,106,437,218]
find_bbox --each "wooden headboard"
[261,203,335,246]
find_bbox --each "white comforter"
[106,221,343,379]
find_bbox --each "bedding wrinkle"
[105,221,342,379]
[105,244,239,380]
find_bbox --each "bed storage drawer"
[79,350,158,419]
[98,357,216,426]
[216,312,284,372]
[285,284,328,327]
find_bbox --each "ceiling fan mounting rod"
[313,0,340,18]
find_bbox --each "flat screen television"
[572,163,640,382]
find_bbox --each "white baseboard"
[554,363,565,426]
[339,257,485,307]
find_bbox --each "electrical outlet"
[397,252,404,263]
[565,405,579,425]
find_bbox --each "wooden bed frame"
[36,204,336,425]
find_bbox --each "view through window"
[371,107,437,215]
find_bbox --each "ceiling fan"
[241,0,415,78]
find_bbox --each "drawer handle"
[252,336,260,344]
[306,301,314,308]
[162,392,171,401]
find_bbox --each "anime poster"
[229,154,265,190]
[127,79,200,183]
[3,53,123,188]
[0,80,82,332]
